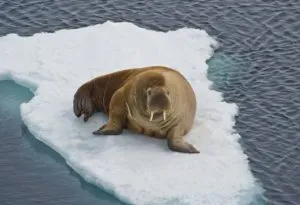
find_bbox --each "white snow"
[0,21,261,205]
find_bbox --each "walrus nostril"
[149,93,170,110]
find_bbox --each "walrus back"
[91,68,146,113]
[73,68,144,121]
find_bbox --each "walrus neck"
[125,84,152,125]
[130,82,147,116]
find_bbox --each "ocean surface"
[0,0,299,205]
[0,80,125,205]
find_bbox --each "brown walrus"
[73,66,199,154]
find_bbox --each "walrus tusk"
[150,111,154,122]
[163,110,166,121]
[126,102,132,117]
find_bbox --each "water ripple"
[0,0,300,205]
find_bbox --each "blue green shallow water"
[0,80,125,205]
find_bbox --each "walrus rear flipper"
[73,82,95,122]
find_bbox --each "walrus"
[73,66,199,154]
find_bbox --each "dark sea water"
[0,0,299,205]
[0,80,125,205]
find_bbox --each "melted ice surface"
[0,21,259,205]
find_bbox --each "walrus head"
[146,86,171,122]
[132,71,172,122]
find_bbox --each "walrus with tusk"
[73,66,199,154]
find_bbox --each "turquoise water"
[0,80,125,205]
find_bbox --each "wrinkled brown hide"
[73,66,199,153]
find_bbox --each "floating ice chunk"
[0,21,261,205]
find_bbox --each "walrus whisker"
[163,110,166,121]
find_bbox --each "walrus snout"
[149,93,170,109]
[146,87,170,122]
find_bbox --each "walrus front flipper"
[167,126,200,154]
[73,82,95,122]
[92,88,126,135]
[92,124,123,135]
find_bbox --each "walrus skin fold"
[73,66,199,154]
